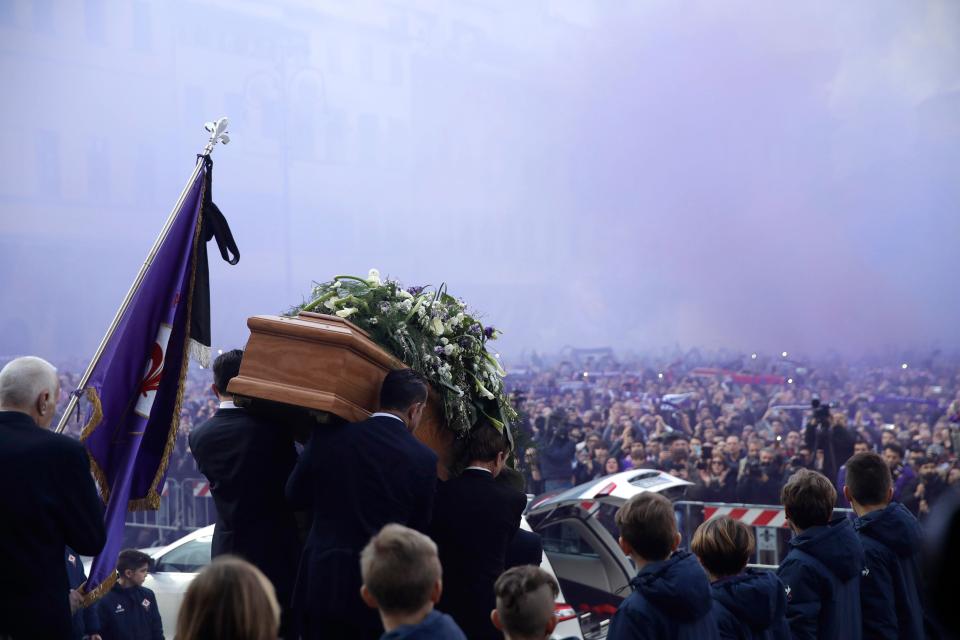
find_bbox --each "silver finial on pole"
[201,117,230,156]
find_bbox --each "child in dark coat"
[777,469,865,640]
[607,492,718,640]
[843,452,926,640]
[360,524,466,640]
[95,549,163,640]
[691,516,789,639]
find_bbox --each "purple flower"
[469,323,483,336]
[484,326,496,339]
[434,345,445,356]
[458,336,473,348]
[407,285,425,296]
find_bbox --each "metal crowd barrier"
[124,477,217,546]
[672,500,855,568]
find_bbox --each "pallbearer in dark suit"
[286,369,438,640]
[430,421,527,640]
[0,356,106,640]
[189,349,301,637]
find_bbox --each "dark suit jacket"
[0,411,105,640]
[430,469,527,640]
[189,408,301,615]
[505,528,543,569]
[286,414,438,640]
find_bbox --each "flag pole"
[55,118,231,434]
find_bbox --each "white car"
[144,520,586,639]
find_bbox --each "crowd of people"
[2,349,959,640]
[511,351,960,519]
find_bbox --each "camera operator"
[803,398,854,486]
[537,420,577,492]
[736,448,784,505]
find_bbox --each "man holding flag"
[0,356,106,639]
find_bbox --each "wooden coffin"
[228,311,454,477]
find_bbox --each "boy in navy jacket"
[95,549,163,640]
[691,516,789,639]
[360,524,466,640]
[777,469,864,640]
[607,492,718,640]
[843,452,926,640]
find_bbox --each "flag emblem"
[142,598,151,609]
[134,324,172,418]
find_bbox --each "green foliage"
[290,269,516,436]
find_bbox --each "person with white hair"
[0,356,106,640]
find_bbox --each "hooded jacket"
[711,570,790,640]
[776,516,864,640]
[380,610,467,640]
[607,550,719,640]
[854,502,925,640]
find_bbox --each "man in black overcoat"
[0,356,106,640]
[430,421,527,640]
[286,368,438,640]
[189,349,301,636]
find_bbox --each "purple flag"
[78,158,234,602]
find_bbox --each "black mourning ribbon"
[198,154,239,265]
[191,154,240,354]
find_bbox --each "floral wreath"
[292,269,516,436]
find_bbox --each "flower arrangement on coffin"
[291,269,516,437]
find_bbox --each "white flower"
[367,268,381,285]
[475,379,495,400]
[336,307,358,318]
[398,289,413,299]
[332,280,342,289]
[431,317,445,335]
[323,299,337,311]
[444,344,456,355]
[368,317,378,325]
[440,337,449,345]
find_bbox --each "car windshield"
[155,535,212,573]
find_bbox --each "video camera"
[810,397,831,426]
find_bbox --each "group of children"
[607,451,928,640]
[76,450,927,640]
[353,449,930,640]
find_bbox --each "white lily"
[336,307,358,318]
[367,268,381,285]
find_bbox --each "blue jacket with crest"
[776,517,864,640]
[607,550,719,640]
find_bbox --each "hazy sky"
[1,0,958,365]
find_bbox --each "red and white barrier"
[702,505,787,528]
[192,481,212,498]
